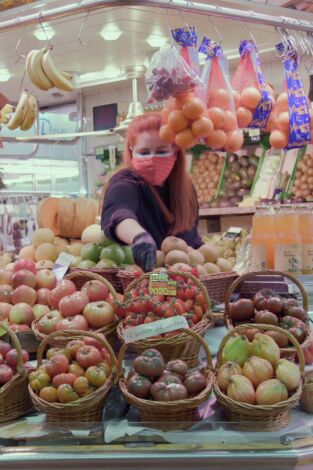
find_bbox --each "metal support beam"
[0,0,312,33]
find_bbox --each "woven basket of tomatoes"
[29,330,117,422]
[224,270,311,360]
[118,328,214,430]
[214,323,305,431]
[0,321,33,422]
[117,271,214,367]
[32,270,119,347]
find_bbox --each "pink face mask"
[132,151,176,186]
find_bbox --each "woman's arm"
[115,218,146,245]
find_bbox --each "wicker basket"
[200,271,239,305]
[70,267,123,293]
[214,323,305,431]
[0,321,32,422]
[117,270,137,293]
[29,329,117,423]
[118,328,214,430]
[32,270,119,346]
[300,371,313,414]
[224,270,311,360]
[120,271,214,367]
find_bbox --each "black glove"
[131,232,156,272]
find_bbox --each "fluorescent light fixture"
[146,34,167,48]
[33,23,55,41]
[102,66,121,79]
[78,66,121,85]
[0,68,11,82]
[100,24,122,41]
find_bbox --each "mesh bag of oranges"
[200,38,243,153]
[232,40,273,131]
[267,42,311,150]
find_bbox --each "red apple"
[56,315,88,332]
[36,288,51,305]
[0,341,12,357]
[10,324,31,332]
[0,285,13,303]
[0,270,12,286]
[76,345,102,369]
[49,280,76,309]
[6,348,29,369]
[38,310,62,335]
[36,269,57,290]
[83,301,114,329]
[11,285,36,306]
[0,364,14,384]
[12,269,36,289]
[33,304,50,320]
[81,280,109,302]
[59,292,89,317]
[0,302,11,320]
[13,259,36,274]
[9,303,34,326]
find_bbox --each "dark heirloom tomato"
[279,316,307,343]
[165,360,187,380]
[127,373,151,398]
[151,382,188,401]
[157,373,182,386]
[133,349,165,378]
[183,370,207,395]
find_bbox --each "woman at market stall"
[101,112,203,272]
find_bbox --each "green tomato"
[122,245,134,265]
[100,245,125,265]
[80,243,101,262]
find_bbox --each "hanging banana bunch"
[0,103,14,124]
[7,90,38,131]
[25,48,74,93]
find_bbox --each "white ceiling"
[0,0,312,106]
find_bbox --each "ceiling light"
[101,66,121,79]
[33,24,55,41]
[0,69,11,82]
[146,35,167,48]
[100,25,122,41]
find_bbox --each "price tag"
[248,128,260,142]
[224,227,242,240]
[53,252,75,281]
[122,316,189,344]
[149,272,177,296]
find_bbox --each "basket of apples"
[214,323,305,431]
[32,270,119,345]
[28,330,116,422]
[0,321,33,422]
[118,328,214,430]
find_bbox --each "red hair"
[124,112,197,235]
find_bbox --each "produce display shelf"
[199,207,256,217]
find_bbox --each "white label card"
[53,252,75,281]
[122,316,189,344]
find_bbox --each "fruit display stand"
[118,271,214,366]
[214,324,305,431]
[0,321,32,423]
[29,330,117,423]
[118,328,214,430]
[224,270,311,359]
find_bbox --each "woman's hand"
[131,232,156,272]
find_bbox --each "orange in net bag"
[232,40,273,130]
[200,38,243,152]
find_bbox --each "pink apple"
[0,341,12,357]
[36,269,57,290]
[13,259,36,274]
[10,286,37,306]
[10,324,31,333]
[36,288,51,305]
[0,364,14,384]
[0,302,11,320]
[33,304,50,320]
[6,348,29,369]
[9,303,34,326]
[12,269,36,289]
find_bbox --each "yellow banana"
[7,91,29,130]
[31,49,54,90]
[42,49,74,93]
[0,104,14,124]
[62,71,73,80]
[26,50,47,91]
[20,95,37,131]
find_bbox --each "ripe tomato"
[98,361,111,376]
[76,345,102,369]
[66,340,85,358]
[193,303,203,321]
[183,286,197,300]
[46,354,69,377]
[195,293,206,312]
[172,299,185,315]
[184,299,194,311]
[69,362,85,377]
[30,372,51,391]
[57,384,79,403]
[56,314,88,332]
[85,365,107,387]
[124,313,140,327]
[153,304,166,317]
[73,376,92,397]
[39,386,58,403]
[164,307,175,318]
[114,302,127,319]
[59,292,89,317]
[83,333,105,351]
[81,280,109,302]
[52,373,78,388]
[129,300,148,314]
[83,301,114,328]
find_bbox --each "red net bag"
[200,38,243,152]
[232,40,273,130]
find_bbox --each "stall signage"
[149,272,177,296]
[53,252,75,281]
[224,227,242,240]
[122,316,189,343]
